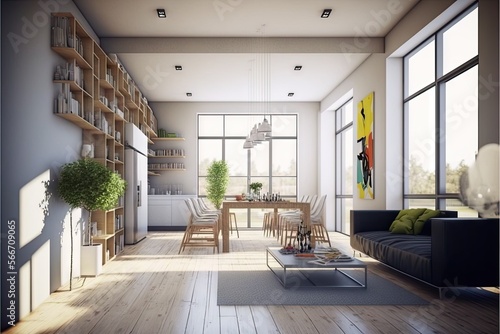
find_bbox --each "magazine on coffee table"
[309,254,354,265]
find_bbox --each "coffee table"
[266,247,367,289]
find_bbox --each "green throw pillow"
[390,216,415,234]
[389,208,427,234]
[413,209,440,235]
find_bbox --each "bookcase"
[51,12,157,265]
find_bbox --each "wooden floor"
[4,230,499,334]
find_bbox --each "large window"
[335,99,354,234]
[198,114,298,227]
[403,4,478,216]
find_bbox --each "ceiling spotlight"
[321,9,332,18]
[294,65,302,71]
[157,9,166,18]
[288,93,294,97]
[186,92,192,97]
[175,65,182,71]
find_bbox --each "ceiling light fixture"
[294,65,302,71]
[175,65,182,71]
[321,9,332,18]
[244,24,273,149]
[257,117,272,135]
[186,92,192,97]
[157,9,166,18]
[288,93,294,97]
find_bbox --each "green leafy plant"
[206,160,229,210]
[58,158,126,289]
[249,182,263,194]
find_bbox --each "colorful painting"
[356,92,374,199]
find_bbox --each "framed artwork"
[356,92,374,199]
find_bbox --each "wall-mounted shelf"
[154,137,185,141]
[150,155,185,158]
[149,168,186,171]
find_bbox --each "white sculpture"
[459,143,500,218]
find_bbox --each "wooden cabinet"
[51,12,155,265]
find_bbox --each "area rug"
[217,269,428,305]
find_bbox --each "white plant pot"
[81,244,102,277]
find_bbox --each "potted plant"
[58,158,126,287]
[206,160,229,210]
[249,182,263,199]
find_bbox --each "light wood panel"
[4,230,498,334]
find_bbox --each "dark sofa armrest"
[431,218,499,287]
[350,210,400,234]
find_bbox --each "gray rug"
[218,269,429,305]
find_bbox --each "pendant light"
[258,116,272,136]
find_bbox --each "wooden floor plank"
[302,306,345,334]
[3,230,498,334]
[235,306,257,334]
[320,306,364,334]
[268,305,320,334]
[250,306,280,334]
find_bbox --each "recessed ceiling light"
[288,93,294,97]
[321,9,332,18]
[294,65,302,71]
[186,92,192,97]
[175,65,182,71]
[157,9,166,18]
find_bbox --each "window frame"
[402,3,479,212]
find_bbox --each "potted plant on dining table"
[249,182,263,201]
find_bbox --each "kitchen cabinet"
[148,195,195,230]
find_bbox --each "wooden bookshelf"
[51,12,156,266]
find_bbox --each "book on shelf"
[54,83,81,116]
[51,15,69,47]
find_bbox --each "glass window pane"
[442,7,478,75]
[272,177,296,196]
[408,198,435,209]
[272,139,296,176]
[446,198,478,217]
[198,177,207,196]
[339,128,353,195]
[406,39,435,97]
[444,66,478,193]
[198,115,223,136]
[225,115,254,137]
[271,115,296,137]
[407,88,436,194]
[198,139,222,175]
[335,198,352,234]
[250,141,269,175]
[225,139,248,176]
[227,176,247,197]
[336,100,354,130]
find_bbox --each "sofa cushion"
[389,208,427,234]
[354,231,432,282]
[414,209,440,235]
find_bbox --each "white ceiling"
[73,0,420,102]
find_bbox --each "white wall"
[1,0,99,329]
[149,101,319,197]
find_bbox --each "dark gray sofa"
[350,210,499,291]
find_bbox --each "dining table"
[220,200,311,253]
